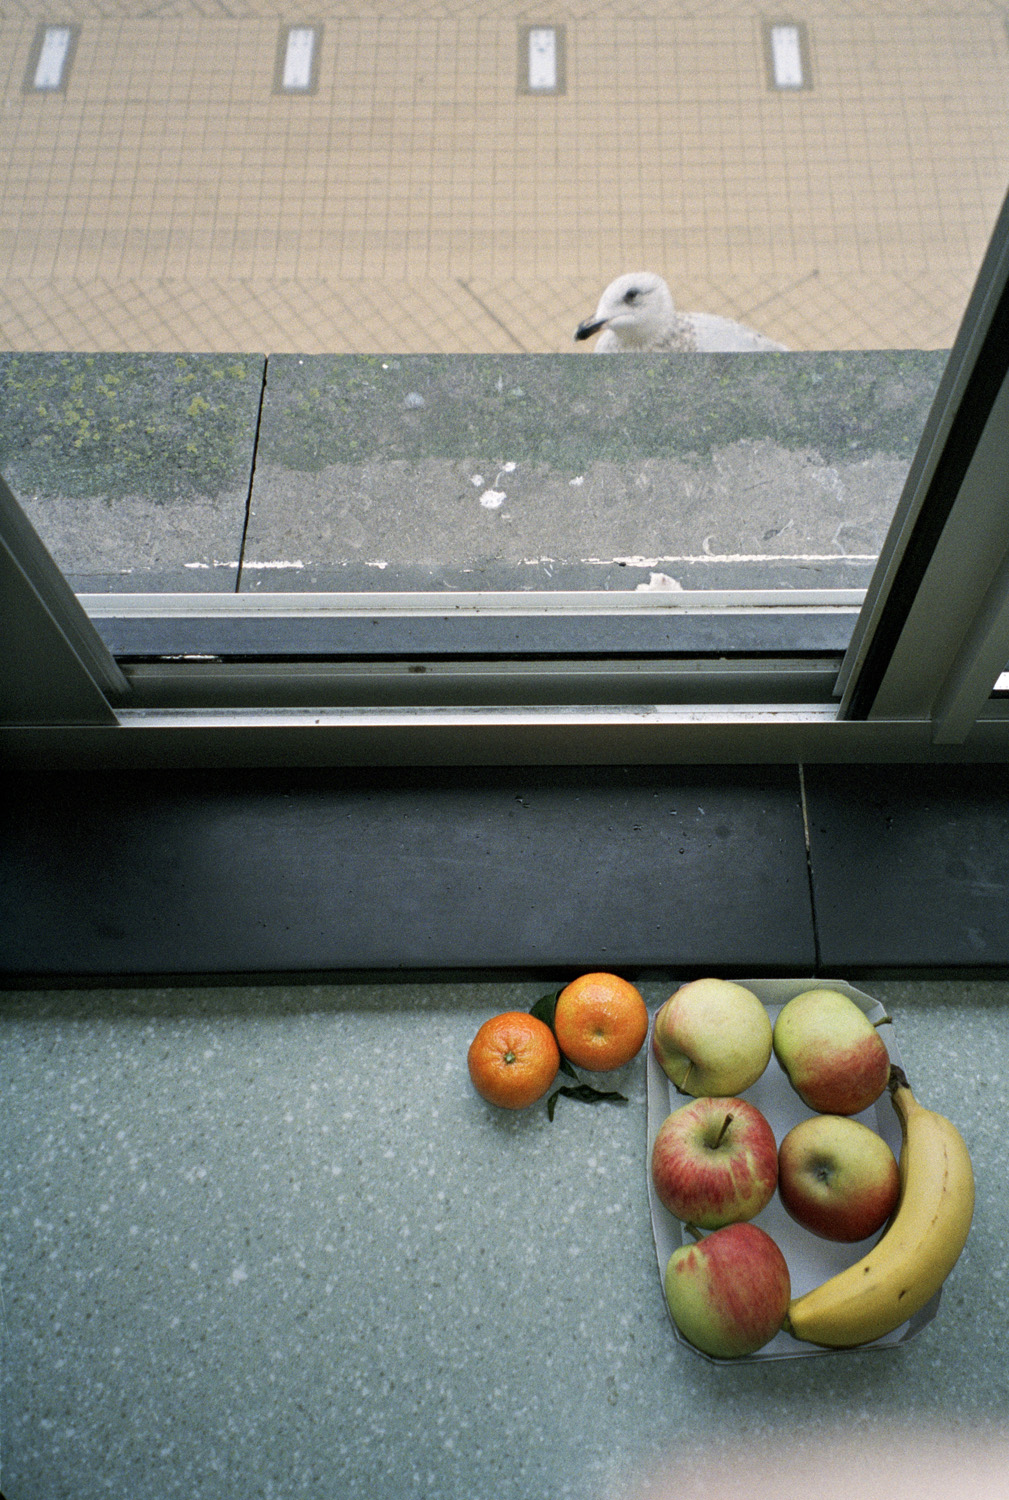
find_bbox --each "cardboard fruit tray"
[645,977,940,1363]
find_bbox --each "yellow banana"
[784,1068,974,1348]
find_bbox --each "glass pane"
[527,28,559,92]
[1,7,1006,608]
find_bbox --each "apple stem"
[714,1113,734,1149]
[873,1014,893,1028]
[684,1223,703,1242]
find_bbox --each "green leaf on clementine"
[529,990,579,1078]
[529,991,560,1027]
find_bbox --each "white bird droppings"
[480,490,506,509]
[636,572,684,591]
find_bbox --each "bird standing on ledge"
[575,272,788,352]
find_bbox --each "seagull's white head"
[574,272,677,348]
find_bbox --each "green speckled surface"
[1,977,1006,1499]
[0,353,264,590]
[260,352,944,471]
[0,354,261,501]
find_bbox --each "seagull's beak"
[574,316,607,342]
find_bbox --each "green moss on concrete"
[260,351,947,473]
[0,353,264,503]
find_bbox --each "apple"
[773,988,890,1115]
[652,978,772,1096]
[651,1095,778,1229]
[663,1222,791,1358]
[778,1113,900,1242]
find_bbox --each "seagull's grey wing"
[648,319,697,352]
[688,313,788,352]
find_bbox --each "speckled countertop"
[2,978,1008,1500]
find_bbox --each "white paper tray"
[645,977,941,1362]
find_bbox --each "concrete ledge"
[247,351,943,592]
[1,350,945,595]
[1,766,815,978]
[0,352,265,592]
[4,762,1009,980]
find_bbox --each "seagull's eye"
[623,289,640,304]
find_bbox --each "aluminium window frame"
[835,182,1009,734]
[3,190,1009,768]
[3,544,1007,767]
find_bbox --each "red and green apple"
[773,988,890,1115]
[664,1221,791,1358]
[652,978,773,1096]
[651,1095,778,1229]
[777,1112,900,1242]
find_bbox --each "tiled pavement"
[2,0,1007,354]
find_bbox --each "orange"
[553,972,649,1071]
[467,1011,561,1109]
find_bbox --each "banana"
[784,1067,974,1348]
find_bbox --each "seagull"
[574,272,788,352]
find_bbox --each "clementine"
[553,972,649,1071]
[467,1011,561,1109]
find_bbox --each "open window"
[3,187,1009,769]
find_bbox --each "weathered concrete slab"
[244,351,946,592]
[0,353,265,592]
[0,350,947,595]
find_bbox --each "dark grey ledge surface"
[0,765,815,977]
[804,764,1009,969]
[4,762,1009,980]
